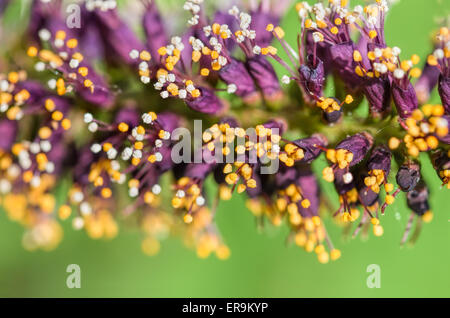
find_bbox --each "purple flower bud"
[74,145,95,186]
[46,130,68,175]
[250,10,278,47]
[246,55,281,101]
[262,118,288,135]
[292,133,328,163]
[437,115,450,145]
[438,75,450,114]
[185,87,225,114]
[297,166,320,216]
[415,62,440,104]
[298,55,325,98]
[88,7,145,66]
[28,0,66,46]
[143,0,168,60]
[212,11,237,52]
[219,58,258,100]
[305,31,332,75]
[275,165,297,189]
[363,77,391,117]
[431,150,450,186]
[329,41,361,89]
[336,132,373,167]
[0,0,10,16]
[357,181,379,207]
[185,158,216,181]
[0,119,17,151]
[406,182,430,216]
[333,168,355,195]
[74,65,115,108]
[156,112,182,134]
[322,109,343,124]
[392,81,418,119]
[396,163,420,192]
[367,146,391,176]
[114,108,139,127]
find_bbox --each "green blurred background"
[0,0,449,297]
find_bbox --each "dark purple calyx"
[114,108,139,127]
[392,81,418,119]
[322,109,342,124]
[396,163,420,192]
[263,118,288,135]
[298,55,325,98]
[143,0,168,60]
[0,119,18,151]
[367,146,391,176]
[246,55,281,100]
[415,62,440,104]
[89,7,145,67]
[363,77,391,117]
[219,58,258,99]
[437,115,450,145]
[292,133,328,163]
[185,87,224,114]
[275,165,297,189]
[406,182,430,216]
[333,168,355,195]
[297,166,320,216]
[249,10,278,47]
[336,132,374,167]
[431,150,450,182]
[438,75,450,114]
[358,186,379,208]
[329,41,361,89]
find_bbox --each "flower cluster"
[0,0,449,263]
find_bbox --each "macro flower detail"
[0,0,449,265]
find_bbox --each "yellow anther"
[427,55,438,66]
[330,249,341,261]
[27,46,38,57]
[388,137,400,149]
[304,19,313,28]
[200,68,210,76]
[369,30,377,39]
[78,67,88,77]
[102,142,112,151]
[301,199,311,209]
[422,211,433,223]
[61,118,71,130]
[373,224,384,236]
[385,195,395,205]
[58,205,72,220]
[274,26,285,38]
[140,50,151,61]
[38,127,52,139]
[118,122,129,132]
[384,183,394,192]
[137,126,146,135]
[147,154,156,163]
[317,20,327,29]
[55,30,66,40]
[66,38,78,49]
[51,111,63,121]
[330,26,339,35]
[353,50,362,62]
[355,66,365,77]
[410,68,421,78]
[101,188,112,198]
[344,94,353,104]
